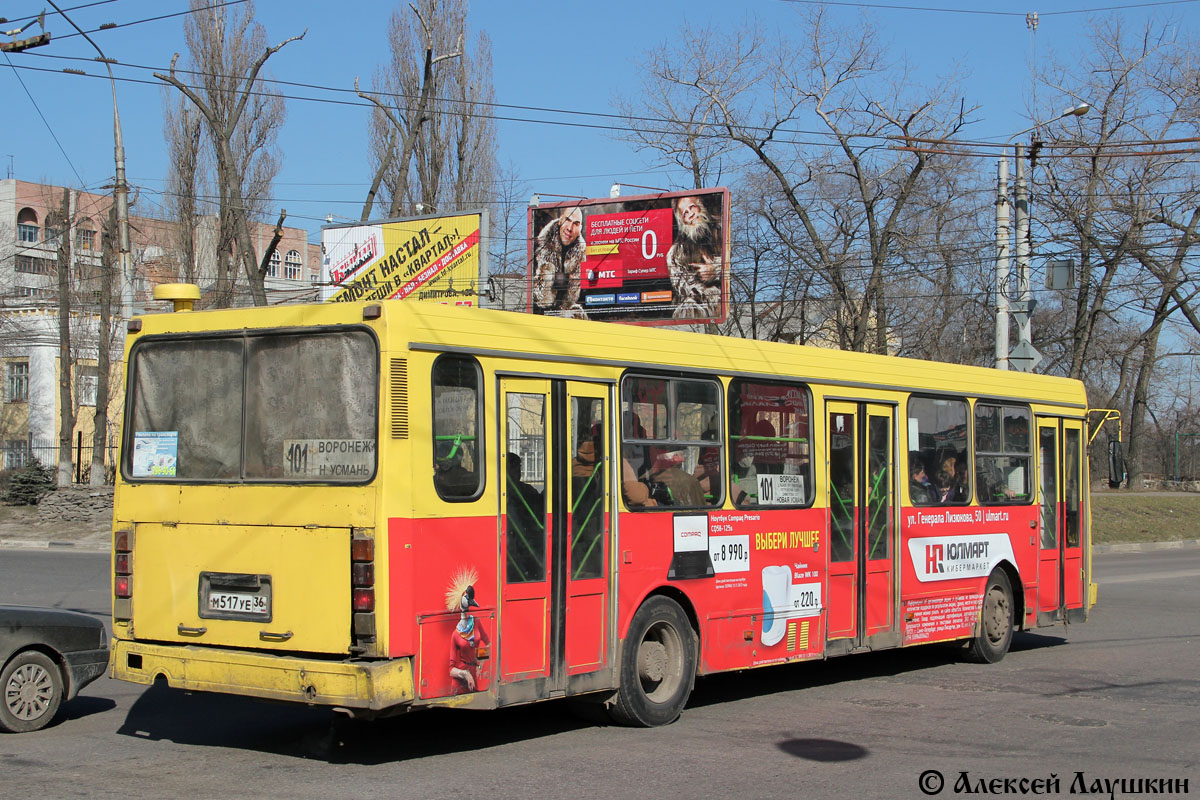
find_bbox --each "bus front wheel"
[609,596,696,727]
[964,569,1014,664]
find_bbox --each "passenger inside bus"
[909,455,939,505]
[506,453,544,580]
[646,450,706,507]
[434,435,478,498]
[732,419,777,505]
[622,457,657,507]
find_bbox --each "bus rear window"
[126,329,378,483]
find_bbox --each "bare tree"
[89,203,118,486]
[358,0,497,221]
[1035,17,1200,485]
[49,189,74,487]
[162,91,207,288]
[156,0,303,306]
[620,10,975,353]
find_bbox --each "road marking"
[1099,569,1200,584]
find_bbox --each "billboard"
[527,188,729,325]
[320,210,488,305]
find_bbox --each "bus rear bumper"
[109,639,414,711]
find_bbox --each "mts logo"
[925,543,945,574]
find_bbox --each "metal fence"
[5,436,117,485]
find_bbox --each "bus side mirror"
[1108,440,1125,489]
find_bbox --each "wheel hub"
[638,640,668,683]
[6,664,53,720]
[984,587,1010,643]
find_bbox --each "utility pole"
[994,102,1090,372]
[995,159,1011,370]
[1,12,50,52]
[45,1,133,320]
[1009,142,1041,372]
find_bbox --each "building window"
[15,255,55,275]
[11,287,56,301]
[6,361,29,403]
[4,440,30,470]
[78,365,99,406]
[267,250,281,278]
[17,207,38,243]
[76,226,95,251]
[284,250,302,280]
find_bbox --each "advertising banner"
[320,210,488,305]
[527,188,729,325]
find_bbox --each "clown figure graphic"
[446,568,491,694]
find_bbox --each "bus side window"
[432,355,484,501]
[728,379,812,508]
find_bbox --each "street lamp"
[995,102,1090,371]
[46,1,132,321]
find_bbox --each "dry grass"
[1091,491,1200,544]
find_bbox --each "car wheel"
[963,569,1014,664]
[608,595,696,727]
[1,651,64,733]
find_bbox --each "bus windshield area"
[125,329,378,483]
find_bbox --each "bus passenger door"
[1061,420,1086,613]
[1036,420,1061,616]
[826,402,859,641]
[498,378,612,700]
[499,379,553,686]
[826,401,897,648]
[562,383,611,688]
[1037,417,1086,620]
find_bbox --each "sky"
[3,0,1199,242]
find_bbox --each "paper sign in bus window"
[283,439,375,479]
[757,474,805,505]
[132,431,178,477]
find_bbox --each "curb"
[0,538,108,553]
[1094,539,1200,554]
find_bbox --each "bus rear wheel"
[964,569,1014,664]
[608,596,696,727]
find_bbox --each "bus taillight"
[351,533,377,652]
[352,588,375,612]
[114,529,133,620]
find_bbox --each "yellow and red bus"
[108,290,1096,726]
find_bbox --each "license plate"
[198,572,273,622]
[207,591,268,616]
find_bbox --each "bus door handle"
[178,624,207,636]
[260,630,294,642]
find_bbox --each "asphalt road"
[1,548,1196,800]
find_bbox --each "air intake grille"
[390,358,409,439]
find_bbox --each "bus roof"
[131,298,1088,410]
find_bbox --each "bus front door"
[826,401,897,650]
[1036,417,1086,622]
[498,378,612,703]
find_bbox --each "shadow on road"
[111,631,1070,763]
[777,737,869,761]
[115,681,593,764]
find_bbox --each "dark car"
[1,605,109,733]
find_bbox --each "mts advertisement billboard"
[527,188,729,325]
[320,210,488,305]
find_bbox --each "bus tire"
[608,595,696,727]
[1,650,63,733]
[964,569,1014,664]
